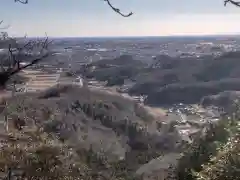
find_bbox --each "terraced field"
[19,70,60,92]
[19,69,84,93]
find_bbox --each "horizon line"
[15,34,240,39]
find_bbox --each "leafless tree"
[0,29,51,89]
[1,0,238,90]
[0,1,54,89]
[0,0,133,90]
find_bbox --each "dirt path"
[143,106,167,119]
[89,85,167,120]
[2,71,168,122]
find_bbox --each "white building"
[76,76,83,87]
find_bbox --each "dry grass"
[0,85,183,180]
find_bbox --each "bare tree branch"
[224,0,240,7]
[0,35,52,88]
[9,52,49,76]
[14,0,28,4]
[0,21,10,30]
[14,0,133,17]
[3,0,239,90]
[104,0,133,17]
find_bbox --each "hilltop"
[0,85,186,179]
[79,51,240,105]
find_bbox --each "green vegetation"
[196,134,239,180]
[176,107,240,180]
[146,78,240,105]
[0,81,239,180]
[142,52,240,105]
[83,55,144,86]
[1,1,239,179]
[85,51,240,105]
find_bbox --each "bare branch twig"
[14,0,133,17]
[14,0,28,4]
[104,0,133,17]
[224,0,240,7]
[9,53,49,76]
[0,21,10,30]
[0,35,52,88]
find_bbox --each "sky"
[2,0,240,37]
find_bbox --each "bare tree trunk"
[12,81,16,96]
[7,167,12,180]
[4,114,8,132]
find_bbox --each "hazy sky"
[2,0,240,37]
